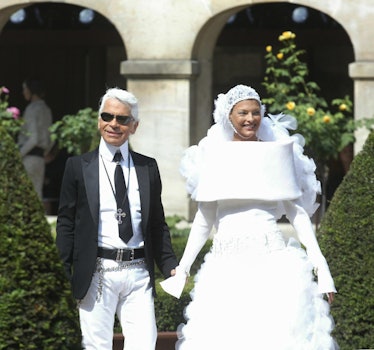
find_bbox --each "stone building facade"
[0,0,373,219]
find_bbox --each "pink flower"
[7,106,21,119]
[1,86,10,94]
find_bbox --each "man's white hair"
[98,87,139,121]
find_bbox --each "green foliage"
[113,219,211,333]
[155,230,211,331]
[262,31,374,166]
[49,107,100,155]
[154,283,192,331]
[157,216,211,331]
[317,131,374,349]
[0,127,81,349]
[0,85,22,141]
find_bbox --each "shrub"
[156,223,212,331]
[317,131,374,349]
[262,31,374,215]
[49,108,99,155]
[0,127,81,349]
[0,85,22,141]
[154,283,192,332]
[262,31,373,166]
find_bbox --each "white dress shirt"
[98,138,144,249]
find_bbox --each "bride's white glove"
[159,266,189,299]
[283,200,337,295]
[160,201,216,298]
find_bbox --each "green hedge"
[0,127,81,349]
[318,131,374,349]
[155,228,211,331]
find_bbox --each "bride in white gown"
[161,85,338,350]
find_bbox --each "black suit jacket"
[56,148,177,300]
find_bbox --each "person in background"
[161,84,338,350]
[17,78,53,199]
[56,87,178,350]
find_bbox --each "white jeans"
[79,259,157,350]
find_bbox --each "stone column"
[349,61,374,154]
[121,59,199,218]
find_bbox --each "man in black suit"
[56,87,178,349]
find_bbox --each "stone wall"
[1,0,373,218]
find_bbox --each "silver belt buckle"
[116,249,124,262]
[130,249,135,261]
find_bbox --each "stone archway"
[190,1,355,146]
[189,0,373,157]
[0,2,126,117]
[1,0,372,218]
[190,2,355,212]
[0,1,127,214]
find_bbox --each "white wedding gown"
[158,139,338,349]
[175,199,338,350]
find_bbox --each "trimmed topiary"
[0,127,81,349]
[155,284,192,331]
[154,233,211,332]
[318,131,374,350]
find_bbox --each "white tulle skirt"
[176,228,338,350]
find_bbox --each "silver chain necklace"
[100,153,131,223]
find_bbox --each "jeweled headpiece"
[213,85,266,137]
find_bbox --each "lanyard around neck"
[100,153,131,201]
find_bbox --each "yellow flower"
[276,52,284,60]
[307,107,315,116]
[279,31,295,41]
[323,115,331,123]
[286,101,296,110]
[266,45,272,53]
[339,103,347,111]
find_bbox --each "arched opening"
[213,3,353,108]
[0,2,127,214]
[192,2,354,207]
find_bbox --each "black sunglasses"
[100,112,134,125]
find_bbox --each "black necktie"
[113,152,133,243]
